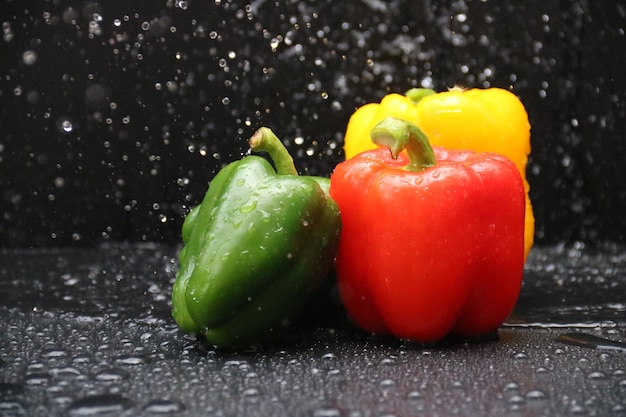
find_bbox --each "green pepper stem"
[370,117,436,172]
[249,127,298,175]
[405,88,436,104]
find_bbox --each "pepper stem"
[249,127,298,175]
[370,117,436,172]
[405,88,436,104]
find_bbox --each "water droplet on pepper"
[239,200,257,213]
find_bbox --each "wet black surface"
[1,243,625,417]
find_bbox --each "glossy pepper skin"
[343,87,534,261]
[172,128,341,348]
[330,118,525,342]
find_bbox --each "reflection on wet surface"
[557,332,626,352]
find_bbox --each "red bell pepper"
[329,117,525,342]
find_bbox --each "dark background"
[1,0,625,248]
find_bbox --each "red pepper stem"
[248,127,298,176]
[405,88,436,104]
[370,117,436,172]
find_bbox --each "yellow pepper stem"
[405,88,436,104]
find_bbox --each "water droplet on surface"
[24,373,52,386]
[94,368,129,382]
[143,399,185,414]
[241,387,261,403]
[379,356,397,366]
[507,394,525,411]
[320,353,338,370]
[114,355,146,366]
[312,408,342,417]
[587,371,607,381]
[243,371,260,387]
[239,200,257,214]
[379,378,396,394]
[503,382,520,391]
[0,400,27,417]
[568,403,588,415]
[49,366,82,378]
[68,394,132,417]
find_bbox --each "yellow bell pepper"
[343,86,534,260]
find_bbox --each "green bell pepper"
[171,127,341,348]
